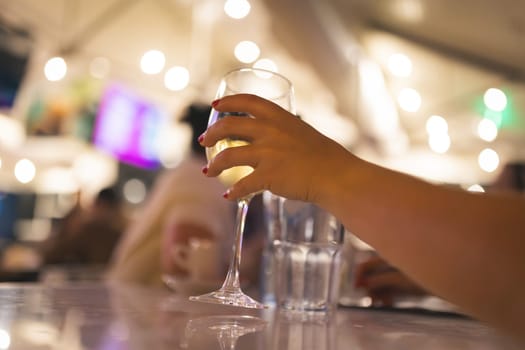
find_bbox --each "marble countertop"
[0,282,520,349]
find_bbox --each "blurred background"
[0,0,524,250]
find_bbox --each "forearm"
[323,156,525,335]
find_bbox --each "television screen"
[0,23,32,108]
[92,84,167,169]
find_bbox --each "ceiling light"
[398,88,421,112]
[428,133,450,154]
[164,66,190,91]
[387,53,412,77]
[253,58,278,72]
[425,115,448,135]
[140,50,166,75]
[44,57,67,81]
[478,148,499,173]
[234,41,260,63]
[224,0,251,19]
[14,159,36,184]
[483,88,507,112]
[477,118,498,142]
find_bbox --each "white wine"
[206,139,253,187]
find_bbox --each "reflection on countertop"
[0,282,521,350]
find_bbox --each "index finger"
[213,94,291,120]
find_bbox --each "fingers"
[364,270,409,292]
[200,116,259,147]
[205,145,259,177]
[227,172,264,200]
[213,94,291,121]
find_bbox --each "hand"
[354,256,428,306]
[200,94,354,203]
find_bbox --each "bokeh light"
[164,66,190,91]
[428,133,450,154]
[398,88,421,112]
[483,88,507,112]
[234,41,260,63]
[44,57,67,81]
[387,53,412,77]
[253,58,278,72]
[426,115,448,135]
[224,0,251,19]
[14,158,36,184]
[467,184,485,192]
[477,118,498,142]
[123,178,147,204]
[478,148,499,173]
[140,50,166,75]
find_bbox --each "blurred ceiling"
[1,0,524,191]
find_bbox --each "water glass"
[271,198,344,313]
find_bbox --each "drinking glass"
[189,67,295,309]
[180,315,267,350]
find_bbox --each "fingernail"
[198,133,204,143]
[222,190,230,199]
[211,99,221,108]
[201,166,208,175]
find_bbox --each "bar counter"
[0,282,520,349]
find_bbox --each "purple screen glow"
[93,85,165,169]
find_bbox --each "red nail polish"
[223,190,229,199]
[198,134,204,143]
[211,99,220,108]
[202,166,208,174]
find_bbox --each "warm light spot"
[234,41,260,63]
[387,53,412,77]
[44,57,67,81]
[478,148,499,172]
[398,88,421,112]
[253,58,278,72]
[477,118,498,142]
[483,88,507,112]
[164,66,190,91]
[0,329,10,349]
[140,50,166,75]
[428,133,450,154]
[123,178,146,204]
[224,0,251,19]
[14,158,36,184]
[467,184,485,192]
[426,115,448,135]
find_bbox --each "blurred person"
[108,104,262,287]
[41,187,127,267]
[199,94,525,341]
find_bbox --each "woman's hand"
[199,94,353,204]
[354,256,428,306]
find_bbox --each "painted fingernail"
[222,190,230,199]
[198,133,204,143]
[211,99,221,108]
[201,166,208,175]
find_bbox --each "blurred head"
[94,187,121,208]
[491,162,525,193]
[180,103,211,156]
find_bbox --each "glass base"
[189,288,267,309]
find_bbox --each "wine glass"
[180,315,267,350]
[189,67,295,309]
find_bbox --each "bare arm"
[202,94,525,339]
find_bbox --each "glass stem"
[222,197,251,291]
